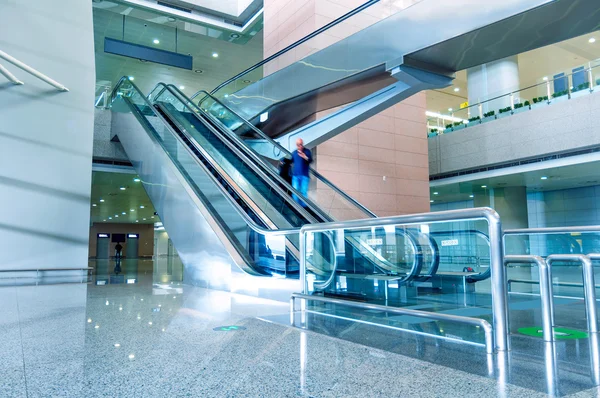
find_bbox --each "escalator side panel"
[111,111,301,300]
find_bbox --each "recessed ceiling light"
[136,220,139,223]
[541,176,548,180]
[87,318,92,323]
[194,69,203,74]
[589,37,596,43]
[430,200,434,203]
[433,192,439,195]
[103,219,106,222]
[153,39,160,44]
[212,52,219,58]
[242,79,251,84]
[542,76,548,81]
[230,33,240,39]
[115,215,119,218]
[151,216,155,218]
[140,205,145,209]
[469,194,474,198]
[148,321,152,325]
[481,185,487,188]
[128,76,134,81]
[100,199,105,202]
[130,209,135,212]
[120,187,126,190]
[134,178,141,182]
[92,204,97,207]
[95,325,100,329]
[453,87,460,92]
[128,354,135,360]
[122,212,126,215]
[143,218,147,221]
[109,217,112,220]
[179,85,185,90]
[114,343,121,347]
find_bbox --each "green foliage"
[498,106,512,114]
[483,111,495,118]
[468,116,481,122]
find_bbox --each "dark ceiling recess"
[157,1,192,13]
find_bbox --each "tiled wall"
[263,0,429,217]
[528,186,600,228]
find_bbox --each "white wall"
[0,1,96,270]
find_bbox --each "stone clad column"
[467,56,520,114]
[263,0,430,217]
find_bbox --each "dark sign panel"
[104,37,193,70]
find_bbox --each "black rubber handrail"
[190,0,381,100]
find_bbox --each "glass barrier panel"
[302,217,493,345]
[504,232,600,301]
[112,80,298,277]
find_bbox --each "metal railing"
[190,0,381,100]
[290,292,494,354]
[182,87,376,219]
[504,255,553,341]
[428,60,600,136]
[298,207,509,352]
[0,267,93,285]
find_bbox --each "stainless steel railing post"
[504,255,554,342]
[487,210,510,352]
[546,254,597,334]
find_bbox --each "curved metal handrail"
[428,229,491,282]
[407,229,440,282]
[190,0,381,100]
[110,77,298,240]
[180,87,376,218]
[148,83,321,225]
[152,83,333,223]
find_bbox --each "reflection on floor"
[0,258,598,397]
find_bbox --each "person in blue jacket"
[292,138,312,207]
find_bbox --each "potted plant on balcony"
[452,121,466,131]
[481,110,496,123]
[497,106,513,118]
[468,116,481,126]
[428,128,439,137]
[444,123,453,133]
[551,89,569,102]
[531,96,549,109]
[571,82,591,98]
[512,101,531,115]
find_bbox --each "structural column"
[467,56,520,113]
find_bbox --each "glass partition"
[161,86,377,222]
[431,61,600,137]
[504,231,600,299]
[111,79,298,277]
[300,215,499,347]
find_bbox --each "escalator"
[110,78,428,292]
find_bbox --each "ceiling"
[90,171,158,225]
[429,158,600,205]
[426,30,600,117]
[93,5,264,95]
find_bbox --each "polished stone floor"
[1,258,599,397]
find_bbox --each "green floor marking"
[213,325,247,331]
[518,326,588,339]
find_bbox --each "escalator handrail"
[428,229,491,282]
[172,86,376,219]
[150,85,322,227]
[109,77,299,238]
[189,0,381,99]
[150,83,330,224]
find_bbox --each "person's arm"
[305,148,313,164]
